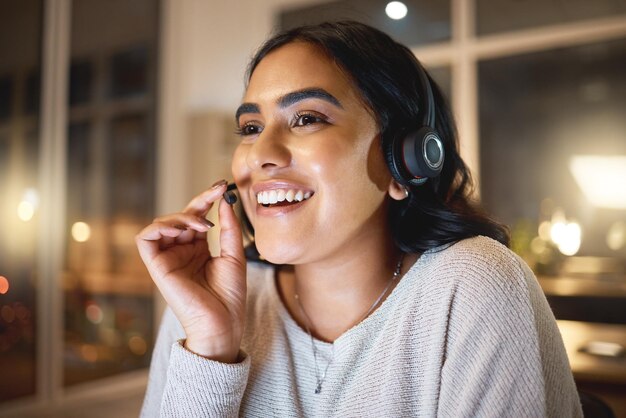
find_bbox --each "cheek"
[231,145,256,222]
[307,132,389,193]
[309,136,389,219]
[231,144,247,176]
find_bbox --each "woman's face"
[232,42,393,265]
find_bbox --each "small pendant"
[315,382,322,394]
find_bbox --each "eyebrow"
[235,88,343,123]
[235,103,260,123]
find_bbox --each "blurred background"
[0,0,624,416]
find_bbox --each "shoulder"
[395,236,537,328]
[424,235,530,293]
[433,238,579,416]
[427,235,524,275]
[423,237,541,344]
[415,236,540,324]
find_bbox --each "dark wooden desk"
[557,320,626,384]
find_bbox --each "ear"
[388,179,409,201]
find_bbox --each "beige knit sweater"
[141,236,582,417]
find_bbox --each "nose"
[245,126,292,171]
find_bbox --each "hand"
[135,181,246,363]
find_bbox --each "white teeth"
[256,188,313,206]
[268,190,278,204]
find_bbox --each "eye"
[235,122,263,137]
[293,112,328,128]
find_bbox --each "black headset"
[386,62,444,187]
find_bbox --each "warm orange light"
[0,276,9,294]
[80,344,98,362]
[129,335,147,356]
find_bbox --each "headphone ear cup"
[384,133,410,187]
[402,127,444,180]
[384,127,445,187]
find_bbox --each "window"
[0,0,43,403]
[476,0,626,35]
[0,0,159,409]
[479,38,626,324]
[280,0,451,47]
[64,0,159,388]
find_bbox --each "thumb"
[218,198,245,263]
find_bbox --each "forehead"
[244,42,358,104]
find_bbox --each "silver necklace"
[294,254,404,394]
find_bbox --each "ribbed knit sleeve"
[437,239,582,417]
[140,308,183,418]
[140,308,252,418]
[159,341,251,417]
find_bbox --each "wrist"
[183,337,240,364]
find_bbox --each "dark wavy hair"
[243,20,509,254]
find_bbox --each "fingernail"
[211,179,227,189]
[199,218,215,228]
[173,224,187,230]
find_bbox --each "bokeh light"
[80,344,98,362]
[128,335,147,356]
[1,305,15,323]
[538,221,552,241]
[385,1,408,20]
[100,327,122,347]
[0,276,9,294]
[17,188,40,222]
[17,201,35,222]
[551,221,582,256]
[71,221,91,242]
[530,236,548,256]
[606,221,625,251]
[85,302,103,324]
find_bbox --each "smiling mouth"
[256,189,314,208]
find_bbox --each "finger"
[174,227,206,245]
[138,222,190,241]
[136,222,189,261]
[159,234,176,249]
[195,230,208,241]
[153,213,214,231]
[183,182,229,216]
[218,198,244,261]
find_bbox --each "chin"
[254,235,302,265]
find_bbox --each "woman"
[137,21,582,417]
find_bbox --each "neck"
[278,229,414,342]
